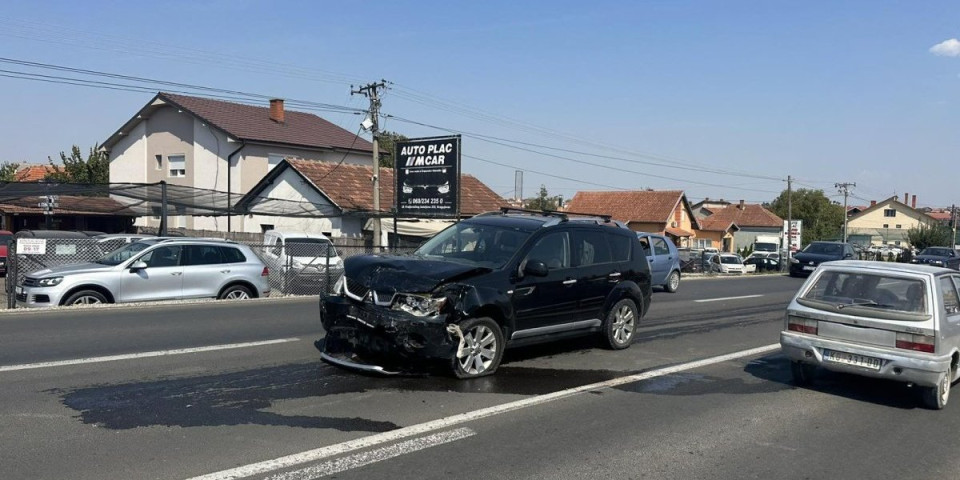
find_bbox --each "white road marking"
[694,294,764,303]
[0,338,300,373]
[265,428,476,480]
[186,343,781,480]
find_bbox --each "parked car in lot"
[318,209,653,378]
[788,241,855,277]
[911,247,960,270]
[781,260,960,409]
[744,255,780,272]
[636,232,681,292]
[261,230,343,294]
[16,238,270,307]
[710,253,748,274]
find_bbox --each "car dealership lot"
[3,275,959,480]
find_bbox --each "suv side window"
[139,245,182,268]
[220,247,246,264]
[942,276,960,315]
[652,237,670,256]
[573,230,612,266]
[183,245,223,266]
[607,232,632,262]
[523,232,570,270]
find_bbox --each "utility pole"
[835,182,856,243]
[953,204,958,248]
[352,80,387,248]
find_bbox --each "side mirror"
[523,260,549,277]
[129,261,147,270]
[844,253,853,258]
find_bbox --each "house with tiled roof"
[690,198,732,220]
[697,200,784,252]
[236,159,507,243]
[846,194,939,247]
[12,164,57,182]
[564,190,700,247]
[102,92,374,231]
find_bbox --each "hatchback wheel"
[922,370,952,410]
[63,290,108,306]
[452,317,504,379]
[602,298,638,350]
[219,285,252,300]
[664,271,680,293]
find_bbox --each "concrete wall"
[109,121,147,183]
[145,106,194,186]
[238,144,371,193]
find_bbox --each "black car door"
[510,231,580,335]
[570,229,618,322]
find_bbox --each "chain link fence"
[7,236,416,308]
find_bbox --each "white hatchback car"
[781,260,960,409]
[261,230,344,294]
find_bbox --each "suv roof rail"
[485,207,628,229]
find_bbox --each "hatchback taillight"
[787,316,818,335]
[895,332,935,353]
[261,267,270,277]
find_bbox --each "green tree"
[907,223,953,251]
[46,144,109,184]
[0,161,20,182]
[768,188,845,246]
[376,131,408,168]
[525,185,559,211]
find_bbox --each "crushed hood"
[344,254,490,293]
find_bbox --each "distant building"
[846,194,939,247]
[565,190,700,247]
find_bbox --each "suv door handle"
[171,272,182,276]
[562,279,577,285]
[220,270,231,273]
[608,272,621,278]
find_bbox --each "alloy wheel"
[612,303,635,344]
[72,295,102,305]
[457,325,497,375]
[225,290,250,300]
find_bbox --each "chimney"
[912,195,917,209]
[739,199,745,210]
[870,200,876,206]
[904,192,909,204]
[269,98,285,123]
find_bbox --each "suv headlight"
[392,293,446,317]
[38,276,63,287]
[332,275,345,295]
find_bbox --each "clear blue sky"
[2,1,959,208]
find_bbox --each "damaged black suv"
[318,208,653,378]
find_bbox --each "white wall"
[108,121,147,183]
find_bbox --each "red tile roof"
[286,159,506,215]
[565,190,689,224]
[129,93,373,153]
[928,211,952,221]
[665,227,695,237]
[698,216,738,232]
[13,165,56,182]
[702,203,782,228]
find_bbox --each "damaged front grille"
[344,277,369,301]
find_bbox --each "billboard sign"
[395,135,461,218]
[783,220,802,253]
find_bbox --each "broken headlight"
[392,293,446,317]
[332,275,345,295]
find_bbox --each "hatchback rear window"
[802,270,927,314]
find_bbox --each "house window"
[883,224,889,229]
[168,155,186,177]
[155,154,163,170]
[268,154,284,171]
[884,209,896,217]
[896,224,902,229]
[696,238,711,249]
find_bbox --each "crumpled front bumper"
[318,295,458,374]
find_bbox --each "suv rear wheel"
[602,298,638,349]
[219,285,252,300]
[452,317,504,379]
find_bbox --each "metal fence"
[7,237,416,308]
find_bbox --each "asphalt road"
[4,275,956,479]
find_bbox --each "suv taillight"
[895,332,935,353]
[787,316,818,335]
[261,267,270,277]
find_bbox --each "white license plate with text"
[823,349,882,370]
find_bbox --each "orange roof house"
[565,190,700,247]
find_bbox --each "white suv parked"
[261,230,344,294]
[16,238,270,308]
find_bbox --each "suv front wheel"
[602,298,638,349]
[452,317,504,379]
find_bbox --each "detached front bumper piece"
[318,295,458,374]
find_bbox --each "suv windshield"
[802,270,927,314]
[286,238,337,258]
[98,241,153,265]
[803,243,842,255]
[415,222,531,268]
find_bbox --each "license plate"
[803,265,815,271]
[823,349,882,370]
